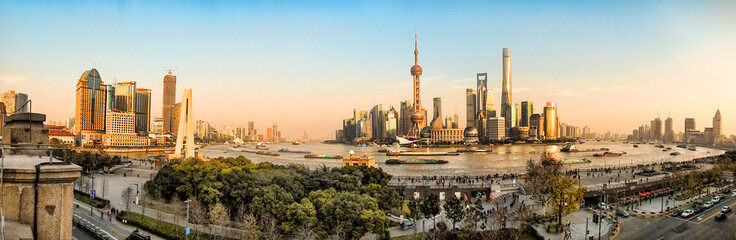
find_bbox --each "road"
[72,200,164,240]
[618,193,736,239]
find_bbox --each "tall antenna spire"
[414,24,418,64]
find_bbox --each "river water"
[188,141,723,176]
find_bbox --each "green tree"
[407,198,422,236]
[443,196,465,230]
[281,199,318,234]
[549,175,585,226]
[421,194,441,233]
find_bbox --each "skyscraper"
[114,81,136,112]
[2,90,29,114]
[513,103,520,128]
[399,100,411,136]
[105,84,115,111]
[163,70,177,133]
[684,118,695,143]
[501,48,512,129]
[477,73,488,114]
[520,101,533,127]
[651,117,662,141]
[75,68,107,145]
[664,117,674,143]
[713,109,722,144]
[466,89,476,128]
[134,88,151,135]
[408,27,427,138]
[487,117,505,140]
[431,97,443,129]
[543,102,557,140]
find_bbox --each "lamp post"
[185,199,191,240]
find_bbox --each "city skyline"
[2,1,736,138]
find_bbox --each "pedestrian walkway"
[534,210,611,240]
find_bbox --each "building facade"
[163,71,177,133]
[75,68,107,146]
[543,102,557,140]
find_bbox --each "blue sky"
[2,1,735,138]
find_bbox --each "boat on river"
[561,145,609,152]
[278,148,311,154]
[593,152,625,157]
[385,158,448,164]
[386,151,459,156]
[454,148,492,153]
[559,158,591,165]
[305,154,342,159]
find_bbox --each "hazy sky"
[2,1,736,139]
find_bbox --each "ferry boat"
[633,144,639,148]
[278,148,311,154]
[454,148,492,153]
[593,152,625,157]
[305,154,342,159]
[292,141,300,145]
[670,152,681,156]
[386,158,448,164]
[561,145,609,152]
[676,144,687,148]
[688,147,696,151]
[655,144,665,148]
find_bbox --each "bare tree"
[240,213,262,240]
[189,199,209,239]
[121,186,134,213]
[209,202,229,239]
[326,223,343,240]
[262,216,282,240]
[101,178,109,199]
[140,191,147,221]
[294,224,317,240]
[524,152,562,215]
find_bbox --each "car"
[616,209,630,218]
[722,205,732,213]
[716,213,728,221]
[401,221,415,231]
[681,208,696,218]
[717,194,725,199]
[703,201,714,208]
[598,202,609,210]
[711,196,721,203]
[671,209,683,217]
[731,190,736,197]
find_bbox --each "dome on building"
[464,127,479,137]
[411,65,423,76]
[410,112,424,124]
[420,126,432,138]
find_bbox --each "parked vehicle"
[401,221,415,231]
[671,209,683,217]
[681,208,695,218]
[616,209,630,218]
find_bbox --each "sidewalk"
[534,210,611,240]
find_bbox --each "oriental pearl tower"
[408,26,427,138]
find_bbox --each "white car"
[681,209,695,218]
[598,202,609,210]
[731,190,736,197]
[703,201,714,208]
[711,196,721,203]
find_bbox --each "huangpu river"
[188,141,724,176]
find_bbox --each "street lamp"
[185,199,192,240]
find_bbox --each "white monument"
[174,89,195,158]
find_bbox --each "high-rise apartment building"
[163,71,177,133]
[543,102,557,140]
[134,88,151,135]
[520,101,533,127]
[501,48,512,129]
[466,89,476,128]
[75,69,107,145]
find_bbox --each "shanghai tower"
[501,48,512,129]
